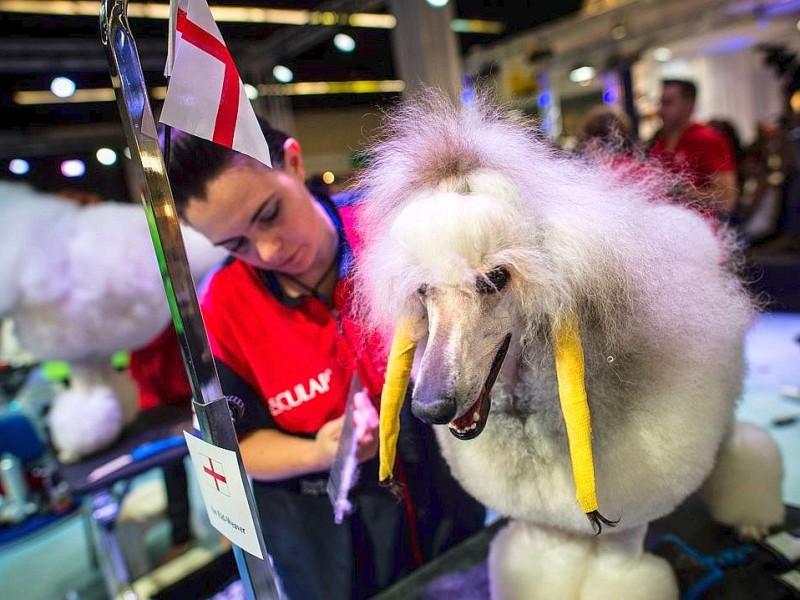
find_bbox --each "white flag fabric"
[159,0,271,167]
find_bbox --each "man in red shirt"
[650,79,738,215]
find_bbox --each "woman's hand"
[353,391,379,463]
[314,415,344,471]
[314,390,380,470]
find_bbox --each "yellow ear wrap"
[379,318,418,483]
[553,313,615,532]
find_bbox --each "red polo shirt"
[650,122,734,188]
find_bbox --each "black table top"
[375,497,800,600]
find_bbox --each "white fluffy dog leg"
[580,526,678,600]
[49,386,124,462]
[700,420,785,539]
[488,521,591,600]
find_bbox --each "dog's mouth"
[448,333,512,440]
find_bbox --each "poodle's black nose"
[411,393,457,424]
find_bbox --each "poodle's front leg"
[700,420,785,539]
[488,522,678,600]
[580,525,678,600]
[488,520,591,600]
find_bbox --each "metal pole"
[99,1,281,597]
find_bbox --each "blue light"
[461,74,475,104]
[603,88,617,104]
[9,159,30,175]
[538,92,550,107]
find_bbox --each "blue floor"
[1,312,799,600]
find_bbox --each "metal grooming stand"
[99,1,281,598]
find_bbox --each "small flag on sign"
[160,0,271,167]
[201,454,230,496]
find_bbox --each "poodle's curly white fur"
[354,92,784,599]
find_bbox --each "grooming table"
[57,405,192,600]
[374,497,800,600]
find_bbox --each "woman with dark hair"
[164,120,485,600]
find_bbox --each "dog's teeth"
[473,412,480,422]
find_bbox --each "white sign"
[183,432,264,559]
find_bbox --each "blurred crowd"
[575,79,800,255]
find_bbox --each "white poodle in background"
[0,181,224,461]
[355,93,785,599]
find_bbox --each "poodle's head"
[359,168,560,439]
[353,91,585,440]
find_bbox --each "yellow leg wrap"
[553,314,598,515]
[378,319,418,483]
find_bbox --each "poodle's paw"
[488,521,591,600]
[701,421,785,533]
[736,523,771,541]
[581,549,679,600]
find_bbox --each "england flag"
[201,454,231,496]
[160,0,271,167]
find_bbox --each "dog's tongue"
[450,397,482,431]
[447,333,511,441]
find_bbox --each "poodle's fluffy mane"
[353,91,748,354]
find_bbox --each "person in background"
[577,106,634,152]
[575,105,638,165]
[650,79,738,217]
[163,119,485,600]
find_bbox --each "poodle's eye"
[417,284,429,297]
[476,266,510,295]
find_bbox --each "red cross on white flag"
[201,454,231,496]
[160,0,271,167]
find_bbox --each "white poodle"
[354,93,785,599]
[1,181,224,461]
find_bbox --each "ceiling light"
[652,47,672,62]
[791,90,800,113]
[61,159,86,178]
[426,0,449,7]
[50,76,76,98]
[96,148,117,166]
[14,79,406,106]
[333,33,356,53]
[14,88,118,104]
[244,83,259,100]
[450,19,505,34]
[273,65,294,84]
[322,171,335,184]
[9,158,29,175]
[0,2,396,28]
[569,66,596,83]
[257,79,405,96]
